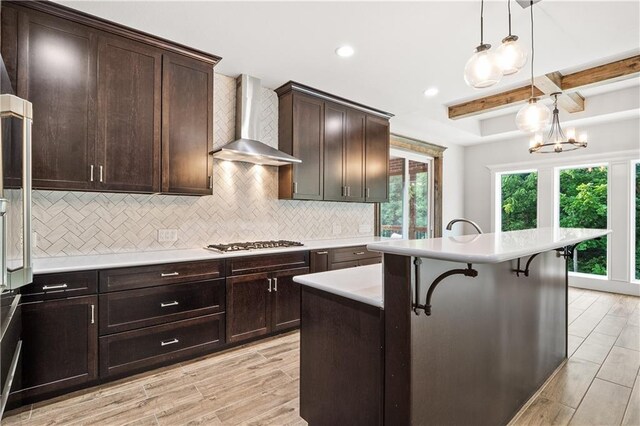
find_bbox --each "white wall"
[463,117,640,295]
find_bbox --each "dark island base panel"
[384,251,567,426]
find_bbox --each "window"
[633,160,640,282]
[380,149,433,239]
[496,171,538,231]
[557,165,608,277]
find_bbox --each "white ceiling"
[56,0,640,146]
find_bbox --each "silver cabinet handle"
[366,187,370,198]
[43,283,68,291]
[161,301,179,308]
[354,251,365,255]
[267,278,272,292]
[274,277,278,292]
[90,304,95,324]
[161,272,179,277]
[316,251,328,255]
[99,165,104,182]
[347,186,351,197]
[293,182,298,194]
[90,165,94,182]
[161,338,179,347]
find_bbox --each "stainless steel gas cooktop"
[205,240,304,253]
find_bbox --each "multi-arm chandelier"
[529,93,588,154]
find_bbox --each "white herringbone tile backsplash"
[32,74,374,257]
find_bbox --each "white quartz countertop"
[367,228,610,264]
[32,236,387,274]
[293,264,383,308]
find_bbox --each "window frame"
[380,147,435,239]
[493,168,539,233]
[631,159,640,284]
[554,162,611,280]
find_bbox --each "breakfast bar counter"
[294,227,610,426]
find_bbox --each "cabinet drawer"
[99,260,224,292]
[22,271,97,302]
[359,257,382,266]
[329,260,360,271]
[99,313,224,379]
[99,279,225,335]
[227,252,308,276]
[330,246,380,263]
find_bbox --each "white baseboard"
[569,275,640,296]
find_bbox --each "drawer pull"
[274,277,278,292]
[267,278,272,292]
[91,304,95,324]
[160,301,179,308]
[316,251,328,255]
[160,272,180,277]
[354,251,366,255]
[42,283,68,291]
[161,338,179,347]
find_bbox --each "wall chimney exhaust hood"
[211,75,301,166]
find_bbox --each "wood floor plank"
[214,379,299,424]
[616,325,640,351]
[567,335,584,357]
[610,298,639,318]
[597,346,640,387]
[572,332,616,364]
[622,377,640,426]
[628,308,640,327]
[568,307,584,325]
[121,415,159,426]
[540,358,600,408]
[569,312,607,338]
[568,378,631,426]
[571,294,598,310]
[512,396,575,426]
[593,314,628,337]
[243,397,306,426]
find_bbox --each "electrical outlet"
[332,224,342,235]
[157,229,178,242]
[33,232,38,248]
[359,224,372,234]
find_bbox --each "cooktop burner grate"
[206,240,304,253]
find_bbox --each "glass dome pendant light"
[464,0,502,89]
[496,0,527,75]
[515,0,550,132]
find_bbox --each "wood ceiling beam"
[534,72,585,113]
[448,54,639,120]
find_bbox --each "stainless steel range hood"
[211,75,301,166]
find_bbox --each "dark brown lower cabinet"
[16,296,98,403]
[227,267,309,343]
[310,246,382,273]
[99,313,225,379]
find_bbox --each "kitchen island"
[294,227,610,426]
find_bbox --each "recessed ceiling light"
[335,45,355,58]
[423,87,439,97]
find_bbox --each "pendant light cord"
[530,0,535,98]
[480,0,485,45]
[508,0,512,36]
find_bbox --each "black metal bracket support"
[413,262,478,316]
[555,244,579,259]
[514,252,540,277]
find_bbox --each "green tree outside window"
[501,172,538,231]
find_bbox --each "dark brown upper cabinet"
[364,115,390,202]
[96,35,161,193]
[1,1,220,196]
[161,53,213,195]
[17,8,98,190]
[278,91,324,201]
[276,82,392,203]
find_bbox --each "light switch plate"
[332,224,342,235]
[157,229,178,242]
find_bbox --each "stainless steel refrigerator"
[0,55,33,417]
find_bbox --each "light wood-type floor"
[5,287,639,426]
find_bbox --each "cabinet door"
[272,267,308,332]
[226,272,271,343]
[345,109,366,201]
[364,115,390,202]
[161,53,213,195]
[96,35,161,193]
[18,296,98,400]
[292,92,323,200]
[323,102,346,201]
[18,9,97,190]
[310,250,330,274]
